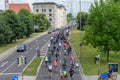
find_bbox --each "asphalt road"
[36,32,83,80]
[0,33,51,80]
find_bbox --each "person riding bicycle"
[58,42,62,48]
[48,64,53,79]
[69,68,75,79]
[64,48,67,56]
[62,70,67,80]
[55,52,59,61]
[45,56,48,67]
[62,61,67,70]
[75,61,79,73]
[48,54,52,63]
[53,60,58,71]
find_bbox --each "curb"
[35,40,50,80]
[72,48,86,80]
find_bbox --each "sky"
[0,0,94,15]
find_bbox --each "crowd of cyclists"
[44,28,79,80]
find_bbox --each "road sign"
[11,75,18,80]
[100,73,108,80]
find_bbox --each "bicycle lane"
[36,41,83,80]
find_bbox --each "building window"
[36,5,38,8]
[42,9,44,12]
[49,14,52,16]
[44,9,46,12]
[49,18,52,21]
[36,9,39,12]
[49,9,52,12]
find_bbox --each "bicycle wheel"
[112,75,117,80]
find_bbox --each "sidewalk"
[0,32,47,62]
[85,75,120,80]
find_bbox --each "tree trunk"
[107,50,109,62]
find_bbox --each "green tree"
[0,13,13,44]
[4,10,21,42]
[84,0,120,61]
[67,13,72,24]
[33,13,51,32]
[76,12,88,30]
[18,9,34,37]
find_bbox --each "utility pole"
[5,0,9,10]
[79,0,82,59]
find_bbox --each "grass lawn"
[0,32,41,53]
[70,28,120,75]
[23,57,42,76]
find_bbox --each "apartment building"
[33,2,67,29]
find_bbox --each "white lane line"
[1,61,16,73]
[0,61,8,67]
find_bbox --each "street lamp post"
[79,0,82,59]
[62,1,73,27]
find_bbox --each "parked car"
[17,44,26,52]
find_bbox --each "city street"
[0,33,51,80]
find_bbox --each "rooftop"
[9,3,31,12]
[33,2,66,10]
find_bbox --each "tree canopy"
[84,0,120,61]
[0,9,51,45]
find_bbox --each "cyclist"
[53,60,58,72]
[62,70,67,80]
[63,42,67,49]
[70,55,75,62]
[48,54,52,63]
[64,48,67,56]
[62,61,67,70]
[45,56,48,67]
[69,68,75,79]
[51,49,54,56]
[55,52,59,61]
[48,43,51,49]
[48,64,53,79]
[58,42,62,48]
[75,61,79,73]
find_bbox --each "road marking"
[0,73,21,75]
[1,61,16,73]
[0,61,8,67]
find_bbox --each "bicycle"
[48,70,52,79]
[111,72,117,80]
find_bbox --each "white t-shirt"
[75,63,79,67]
[59,43,61,46]
[48,65,52,70]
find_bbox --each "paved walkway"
[85,75,120,80]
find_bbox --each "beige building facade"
[33,2,67,29]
